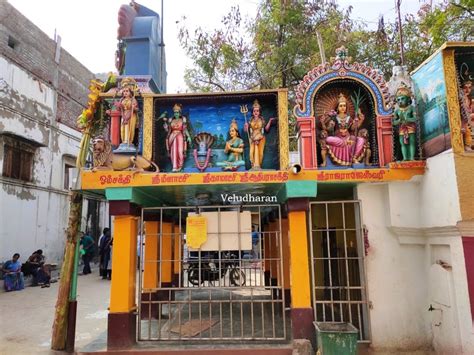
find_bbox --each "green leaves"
[178,0,473,91]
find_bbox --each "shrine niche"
[150,91,287,173]
[293,46,394,169]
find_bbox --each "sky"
[7,0,430,93]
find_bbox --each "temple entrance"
[309,200,370,341]
[138,204,287,342]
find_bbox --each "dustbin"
[314,322,358,355]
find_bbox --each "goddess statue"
[393,84,417,160]
[320,93,370,166]
[460,75,473,151]
[244,100,276,169]
[216,119,245,171]
[160,104,192,172]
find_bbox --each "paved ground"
[0,268,109,354]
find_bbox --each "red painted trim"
[376,115,393,167]
[291,307,314,341]
[107,312,137,350]
[297,117,317,169]
[462,237,474,321]
[109,201,140,216]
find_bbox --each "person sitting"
[22,250,51,287]
[2,253,24,292]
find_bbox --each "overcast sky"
[7,0,428,93]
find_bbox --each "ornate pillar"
[297,117,317,169]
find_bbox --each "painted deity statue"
[320,93,370,166]
[244,100,276,170]
[216,119,245,171]
[117,78,138,149]
[160,104,192,172]
[392,85,417,161]
[460,77,473,151]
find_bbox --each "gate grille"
[138,205,287,341]
[309,200,370,341]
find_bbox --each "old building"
[0,1,108,263]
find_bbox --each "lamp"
[291,164,302,175]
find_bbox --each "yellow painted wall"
[161,222,173,284]
[455,155,474,222]
[143,221,158,290]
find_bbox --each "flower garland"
[75,74,117,168]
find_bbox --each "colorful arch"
[293,60,393,118]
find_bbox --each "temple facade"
[78,41,474,354]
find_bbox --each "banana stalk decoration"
[75,74,117,168]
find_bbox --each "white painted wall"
[356,151,474,354]
[0,56,107,265]
[358,183,431,351]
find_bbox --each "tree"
[179,0,473,91]
[351,0,474,78]
[178,1,357,94]
[178,6,256,92]
[178,0,473,151]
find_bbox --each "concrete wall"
[0,1,108,264]
[357,150,474,353]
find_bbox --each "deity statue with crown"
[319,93,371,166]
[393,84,417,160]
[243,100,276,170]
[115,77,139,152]
[159,103,192,172]
[216,119,245,171]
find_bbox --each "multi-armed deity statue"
[319,93,371,166]
[392,84,417,161]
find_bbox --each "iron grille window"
[309,201,370,341]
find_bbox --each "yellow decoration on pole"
[186,216,207,249]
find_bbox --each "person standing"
[98,228,110,277]
[80,231,95,275]
[99,228,112,280]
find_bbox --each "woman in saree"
[322,93,367,166]
[161,103,192,172]
[244,100,276,169]
[217,119,245,171]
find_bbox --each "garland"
[193,148,212,172]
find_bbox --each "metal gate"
[138,205,287,341]
[309,200,370,341]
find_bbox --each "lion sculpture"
[92,137,159,172]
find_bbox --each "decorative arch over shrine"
[294,63,392,118]
[293,47,395,169]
